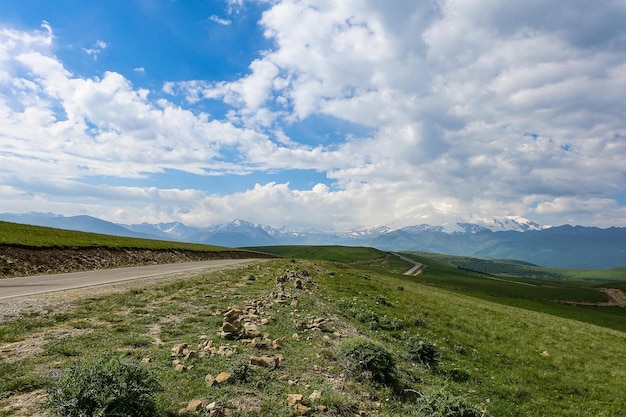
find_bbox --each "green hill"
[1,239,624,416]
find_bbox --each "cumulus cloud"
[208,15,232,26]
[2,0,626,229]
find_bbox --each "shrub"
[407,336,441,369]
[43,354,162,417]
[339,338,396,384]
[413,390,483,417]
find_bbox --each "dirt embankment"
[0,245,275,278]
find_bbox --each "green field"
[1,237,625,416]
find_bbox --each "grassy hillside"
[243,245,388,263]
[418,252,626,282]
[0,221,228,251]
[1,249,624,416]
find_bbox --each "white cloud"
[209,15,232,26]
[81,40,108,59]
[2,1,626,229]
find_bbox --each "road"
[0,259,259,300]
[391,253,425,275]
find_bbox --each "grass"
[1,244,625,416]
[419,252,626,282]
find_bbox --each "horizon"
[1,1,626,230]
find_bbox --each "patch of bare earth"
[0,390,46,417]
[602,288,626,308]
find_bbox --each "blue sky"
[1,0,626,230]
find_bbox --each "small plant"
[339,338,396,384]
[407,336,441,369]
[230,359,252,383]
[43,354,162,417]
[413,389,483,417]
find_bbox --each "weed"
[43,354,162,417]
[407,336,441,369]
[412,389,483,417]
[339,338,396,385]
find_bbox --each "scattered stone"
[171,343,188,356]
[542,351,550,356]
[294,278,303,289]
[316,405,328,412]
[250,355,279,369]
[141,357,152,364]
[291,298,300,308]
[261,317,270,325]
[308,390,321,403]
[186,398,210,412]
[174,364,186,372]
[272,339,283,350]
[286,394,303,406]
[215,372,231,383]
[292,333,300,340]
[243,322,261,337]
[184,350,197,360]
[205,374,215,387]
[217,345,236,356]
[295,403,311,415]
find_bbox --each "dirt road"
[0,259,259,300]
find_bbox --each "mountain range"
[1,212,625,269]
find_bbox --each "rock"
[272,339,283,350]
[184,350,197,360]
[250,355,278,369]
[224,307,241,322]
[141,357,152,364]
[174,364,186,372]
[286,394,303,406]
[292,333,300,340]
[291,298,300,308]
[215,372,231,383]
[308,390,321,402]
[187,398,210,412]
[205,374,215,387]
[217,345,236,356]
[295,403,311,415]
[316,405,328,412]
[221,321,241,333]
[294,278,303,289]
[243,322,261,337]
[171,343,188,355]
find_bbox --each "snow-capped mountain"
[2,212,624,268]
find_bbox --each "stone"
[175,364,186,372]
[141,357,152,364]
[286,394,303,406]
[250,355,278,369]
[205,374,215,387]
[224,308,241,322]
[272,339,283,350]
[171,343,188,355]
[291,298,300,308]
[294,278,303,289]
[261,317,270,325]
[295,403,311,415]
[215,372,231,383]
[217,345,236,356]
[221,321,241,333]
[184,350,197,360]
[292,333,300,340]
[187,398,210,412]
[308,390,322,403]
[243,322,261,337]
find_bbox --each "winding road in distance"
[0,259,262,300]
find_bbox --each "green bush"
[43,354,162,417]
[413,390,483,417]
[339,338,396,384]
[407,336,441,369]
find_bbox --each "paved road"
[0,259,259,300]
[391,253,424,275]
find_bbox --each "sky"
[1,0,626,230]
